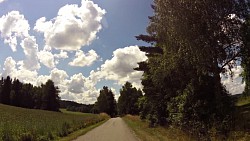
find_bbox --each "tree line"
[60,100,94,113]
[90,82,142,117]
[0,76,60,111]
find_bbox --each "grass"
[227,96,250,140]
[236,96,250,107]
[123,115,192,141]
[234,96,250,130]
[0,104,109,141]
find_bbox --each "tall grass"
[123,115,193,141]
[0,104,109,141]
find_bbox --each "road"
[72,117,139,141]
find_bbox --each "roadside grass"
[228,96,250,140]
[59,119,107,141]
[123,115,193,141]
[0,104,109,141]
[236,96,250,107]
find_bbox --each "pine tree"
[41,80,60,111]
[118,82,142,115]
[1,76,12,104]
[96,86,117,117]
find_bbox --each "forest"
[0,76,60,111]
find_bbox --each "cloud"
[2,57,38,84]
[1,56,99,104]
[67,73,86,93]
[0,0,6,3]
[37,50,55,68]
[0,11,30,51]
[221,66,245,94]
[54,50,68,59]
[2,57,16,77]
[19,36,40,71]
[90,46,147,88]
[69,49,99,67]
[34,0,105,51]
[50,68,68,85]
[61,73,99,104]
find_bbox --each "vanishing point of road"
[72,117,139,141]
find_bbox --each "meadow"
[0,104,109,141]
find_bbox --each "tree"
[0,77,3,102]
[118,82,142,115]
[242,17,250,96]
[95,86,117,117]
[1,76,12,104]
[20,83,35,108]
[10,79,22,106]
[41,80,60,111]
[135,0,247,136]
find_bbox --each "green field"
[0,104,109,141]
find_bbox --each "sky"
[0,0,245,104]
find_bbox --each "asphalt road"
[72,117,139,141]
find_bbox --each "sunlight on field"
[0,104,108,141]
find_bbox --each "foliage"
[242,17,250,96]
[124,114,250,141]
[135,0,248,138]
[95,86,117,117]
[60,100,94,113]
[0,104,108,141]
[123,115,193,141]
[0,76,60,111]
[118,82,142,115]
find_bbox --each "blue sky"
[0,0,244,104]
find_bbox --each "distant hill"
[60,100,84,108]
[60,100,94,113]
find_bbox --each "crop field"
[0,104,109,141]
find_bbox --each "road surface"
[72,117,139,141]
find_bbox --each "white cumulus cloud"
[38,50,55,68]
[0,0,6,3]
[0,11,30,51]
[50,68,68,85]
[67,73,87,94]
[34,0,105,51]
[54,50,69,59]
[19,36,40,71]
[2,57,38,84]
[90,46,147,88]
[69,49,99,67]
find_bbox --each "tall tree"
[242,17,250,96]
[118,82,142,115]
[0,77,3,103]
[95,86,117,117]
[136,0,248,136]
[20,83,35,108]
[1,76,12,104]
[41,80,60,111]
[10,79,22,106]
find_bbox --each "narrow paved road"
[72,117,139,141]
